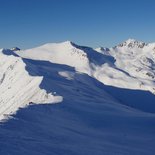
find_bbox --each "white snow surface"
[15,41,91,75]
[1,40,155,155]
[0,49,62,120]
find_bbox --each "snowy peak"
[15,41,92,75]
[117,39,147,48]
[42,41,74,48]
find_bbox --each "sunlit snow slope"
[0,40,155,155]
[0,49,62,120]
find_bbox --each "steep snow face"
[15,41,91,75]
[0,49,62,121]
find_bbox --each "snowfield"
[0,39,155,155]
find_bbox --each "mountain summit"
[117,38,147,48]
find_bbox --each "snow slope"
[0,40,155,154]
[0,49,62,120]
[15,41,91,75]
[0,53,155,155]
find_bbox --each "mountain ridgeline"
[0,39,155,155]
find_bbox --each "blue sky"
[0,0,155,49]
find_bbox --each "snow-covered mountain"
[0,39,155,155]
[15,39,155,94]
[95,39,155,93]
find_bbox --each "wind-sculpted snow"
[0,49,62,121]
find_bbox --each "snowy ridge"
[15,40,155,94]
[15,41,91,75]
[0,49,62,121]
[1,41,155,155]
[1,39,155,121]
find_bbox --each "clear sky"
[0,0,155,49]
